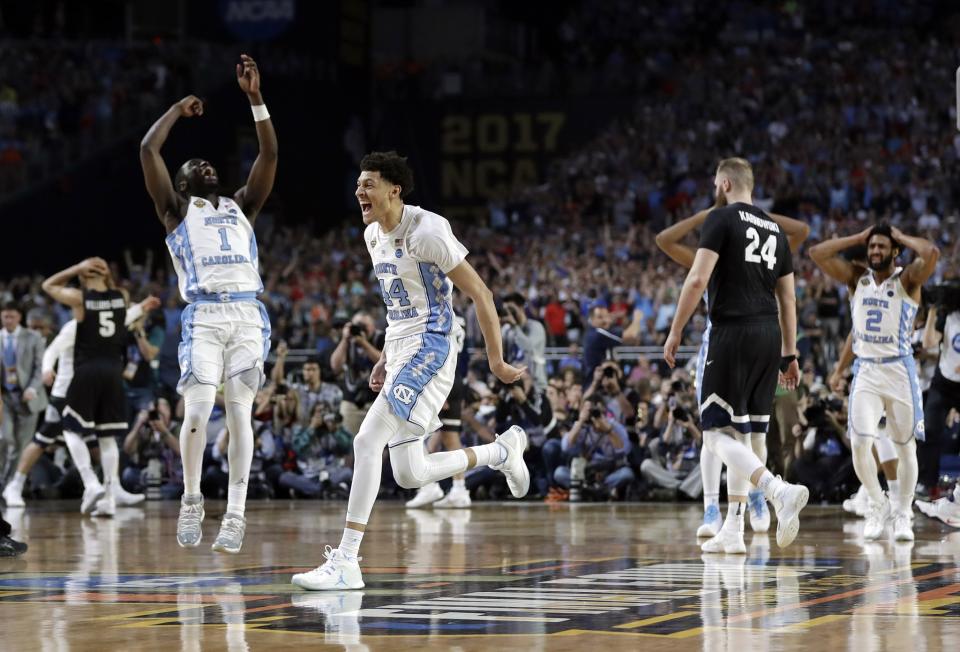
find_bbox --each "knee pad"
[875,435,897,463]
[388,440,427,489]
[224,368,262,406]
[182,384,216,432]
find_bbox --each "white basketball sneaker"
[747,489,771,533]
[80,482,106,514]
[115,484,146,506]
[490,426,530,498]
[292,546,365,591]
[405,482,443,508]
[843,485,869,517]
[434,485,471,508]
[916,497,960,528]
[891,509,914,542]
[91,494,115,518]
[697,504,722,538]
[863,496,891,540]
[701,517,746,554]
[3,483,25,508]
[769,479,809,548]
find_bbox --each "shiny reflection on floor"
[2,501,960,651]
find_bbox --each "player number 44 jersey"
[851,267,918,360]
[365,205,468,342]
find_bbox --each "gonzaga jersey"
[165,196,263,302]
[851,267,918,360]
[365,205,468,341]
[75,289,127,367]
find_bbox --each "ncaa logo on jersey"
[952,333,960,353]
[193,199,205,208]
[395,249,403,258]
[393,384,416,405]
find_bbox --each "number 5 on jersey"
[744,227,777,270]
[99,312,115,337]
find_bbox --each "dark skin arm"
[808,227,873,292]
[140,96,201,234]
[890,226,939,301]
[232,54,278,223]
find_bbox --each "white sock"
[339,527,363,559]
[887,479,900,503]
[453,477,465,491]
[757,470,785,501]
[9,471,26,490]
[98,436,119,493]
[470,440,508,467]
[227,485,246,518]
[64,431,100,488]
[701,445,722,511]
[725,502,745,528]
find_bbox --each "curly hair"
[360,151,415,198]
[868,222,901,253]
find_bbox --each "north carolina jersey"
[851,267,918,360]
[365,205,468,342]
[165,196,263,302]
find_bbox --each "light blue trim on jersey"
[386,332,451,427]
[848,358,860,438]
[257,300,272,362]
[897,299,916,357]
[249,236,264,293]
[177,303,198,392]
[417,262,453,336]
[167,221,201,302]
[903,356,925,442]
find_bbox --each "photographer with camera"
[584,361,635,426]
[330,312,384,435]
[278,402,353,499]
[123,304,165,422]
[553,397,634,500]
[271,342,343,429]
[639,388,702,499]
[916,286,960,518]
[789,388,854,502]
[121,398,183,500]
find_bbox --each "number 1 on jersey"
[217,227,232,252]
[744,227,777,270]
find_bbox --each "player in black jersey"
[42,257,130,517]
[663,157,808,553]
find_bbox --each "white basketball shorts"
[177,300,271,393]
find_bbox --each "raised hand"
[490,359,525,385]
[237,54,260,95]
[176,95,203,118]
[80,257,110,276]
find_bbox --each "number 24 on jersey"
[744,227,777,270]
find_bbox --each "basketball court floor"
[1,500,959,651]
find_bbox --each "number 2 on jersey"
[379,278,411,307]
[744,227,777,270]
[865,308,883,332]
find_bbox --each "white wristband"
[251,104,270,122]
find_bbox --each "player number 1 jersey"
[165,196,263,302]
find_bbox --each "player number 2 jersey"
[365,205,468,342]
[851,267,918,360]
[165,196,263,302]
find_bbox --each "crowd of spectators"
[3,1,960,507]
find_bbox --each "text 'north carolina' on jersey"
[698,202,793,322]
[365,205,468,342]
[851,267,918,360]
[165,196,263,302]
[75,289,127,367]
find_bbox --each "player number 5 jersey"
[166,196,263,302]
[851,267,918,360]
[365,205,468,342]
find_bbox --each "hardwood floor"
[1,499,959,651]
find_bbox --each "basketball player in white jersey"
[292,151,528,591]
[810,223,939,541]
[2,296,160,510]
[656,205,809,539]
[140,55,277,553]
